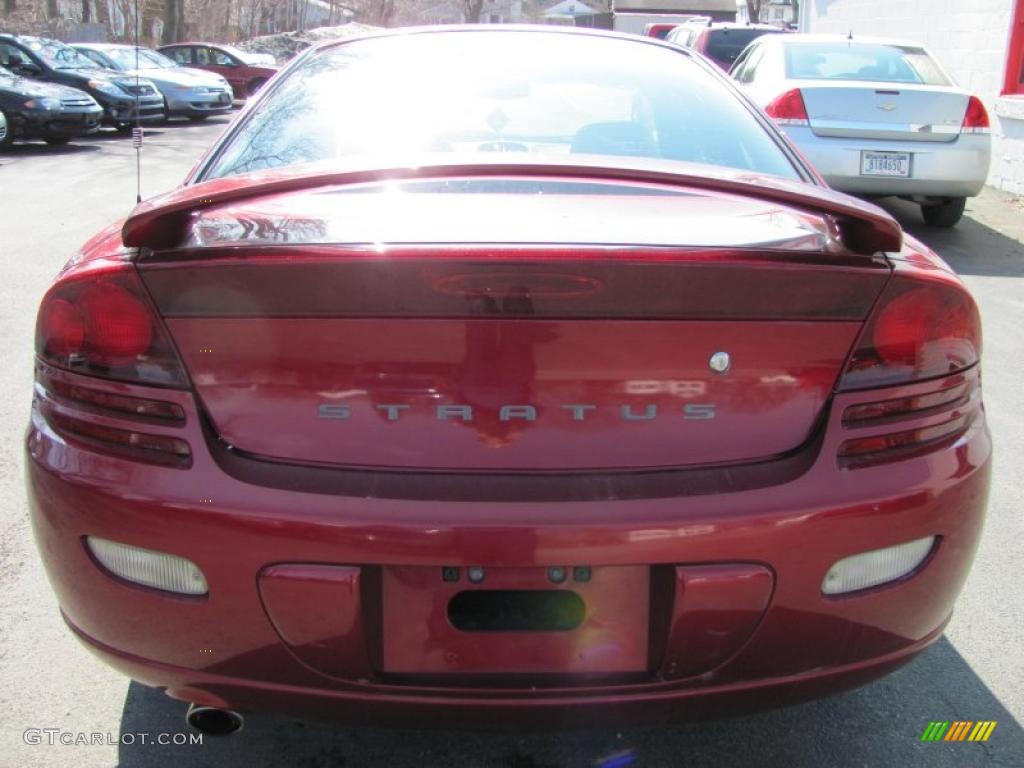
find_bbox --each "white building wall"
[799,0,1024,195]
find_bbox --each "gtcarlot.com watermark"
[24,728,203,746]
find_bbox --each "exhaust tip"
[186,703,244,736]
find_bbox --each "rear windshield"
[706,29,781,64]
[784,42,951,85]
[202,31,799,181]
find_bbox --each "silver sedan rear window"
[784,42,951,86]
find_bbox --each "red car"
[642,23,680,39]
[27,27,989,735]
[157,42,277,99]
[667,21,790,69]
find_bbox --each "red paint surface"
[24,164,991,723]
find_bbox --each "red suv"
[157,42,277,99]
[667,22,789,69]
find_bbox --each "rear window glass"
[202,31,798,182]
[784,43,951,85]
[705,29,781,64]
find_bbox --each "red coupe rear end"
[26,28,989,731]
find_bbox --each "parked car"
[666,21,788,69]
[0,34,164,131]
[642,22,679,39]
[157,42,277,99]
[730,34,991,226]
[27,27,989,733]
[0,64,102,149]
[71,44,233,121]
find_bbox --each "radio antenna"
[132,0,143,203]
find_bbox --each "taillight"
[764,89,809,126]
[35,265,188,388]
[43,406,192,469]
[838,411,975,469]
[40,368,186,425]
[839,275,981,391]
[961,95,990,134]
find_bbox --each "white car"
[731,34,991,227]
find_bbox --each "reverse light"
[36,266,189,388]
[86,537,208,595]
[764,89,809,126]
[822,536,936,595]
[961,95,990,134]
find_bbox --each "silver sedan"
[731,34,991,226]
[72,43,234,121]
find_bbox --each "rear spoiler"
[122,156,902,255]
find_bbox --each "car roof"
[687,22,784,31]
[758,33,927,48]
[0,33,58,44]
[308,24,705,58]
[72,43,144,51]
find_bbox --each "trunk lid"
[799,83,968,142]
[136,174,892,472]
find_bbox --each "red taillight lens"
[35,266,189,388]
[839,275,981,390]
[961,95,990,133]
[77,282,153,360]
[40,299,85,357]
[764,89,809,125]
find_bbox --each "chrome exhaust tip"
[186,703,244,736]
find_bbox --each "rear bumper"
[66,613,944,727]
[25,370,991,724]
[783,127,991,198]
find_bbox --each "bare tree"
[464,0,483,23]
[162,0,186,44]
[745,0,762,23]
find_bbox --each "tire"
[921,197,966,228]
[115,123,134,134]
[44,136,71,146]
[246,78,267,97]
[0,109,13,152]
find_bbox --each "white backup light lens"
[87,537,208,596]
[822,536,936,595]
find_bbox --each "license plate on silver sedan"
[861,151,911,177]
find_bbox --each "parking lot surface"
[0,121,1022,767]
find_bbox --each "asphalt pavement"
[0,119,1021,768]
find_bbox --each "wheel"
[246,78,267,97]
[921,197,966,228]
[115,123,134,134]
[0,108,13,151]
[187,114,209,122]
[44,136,71,146]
